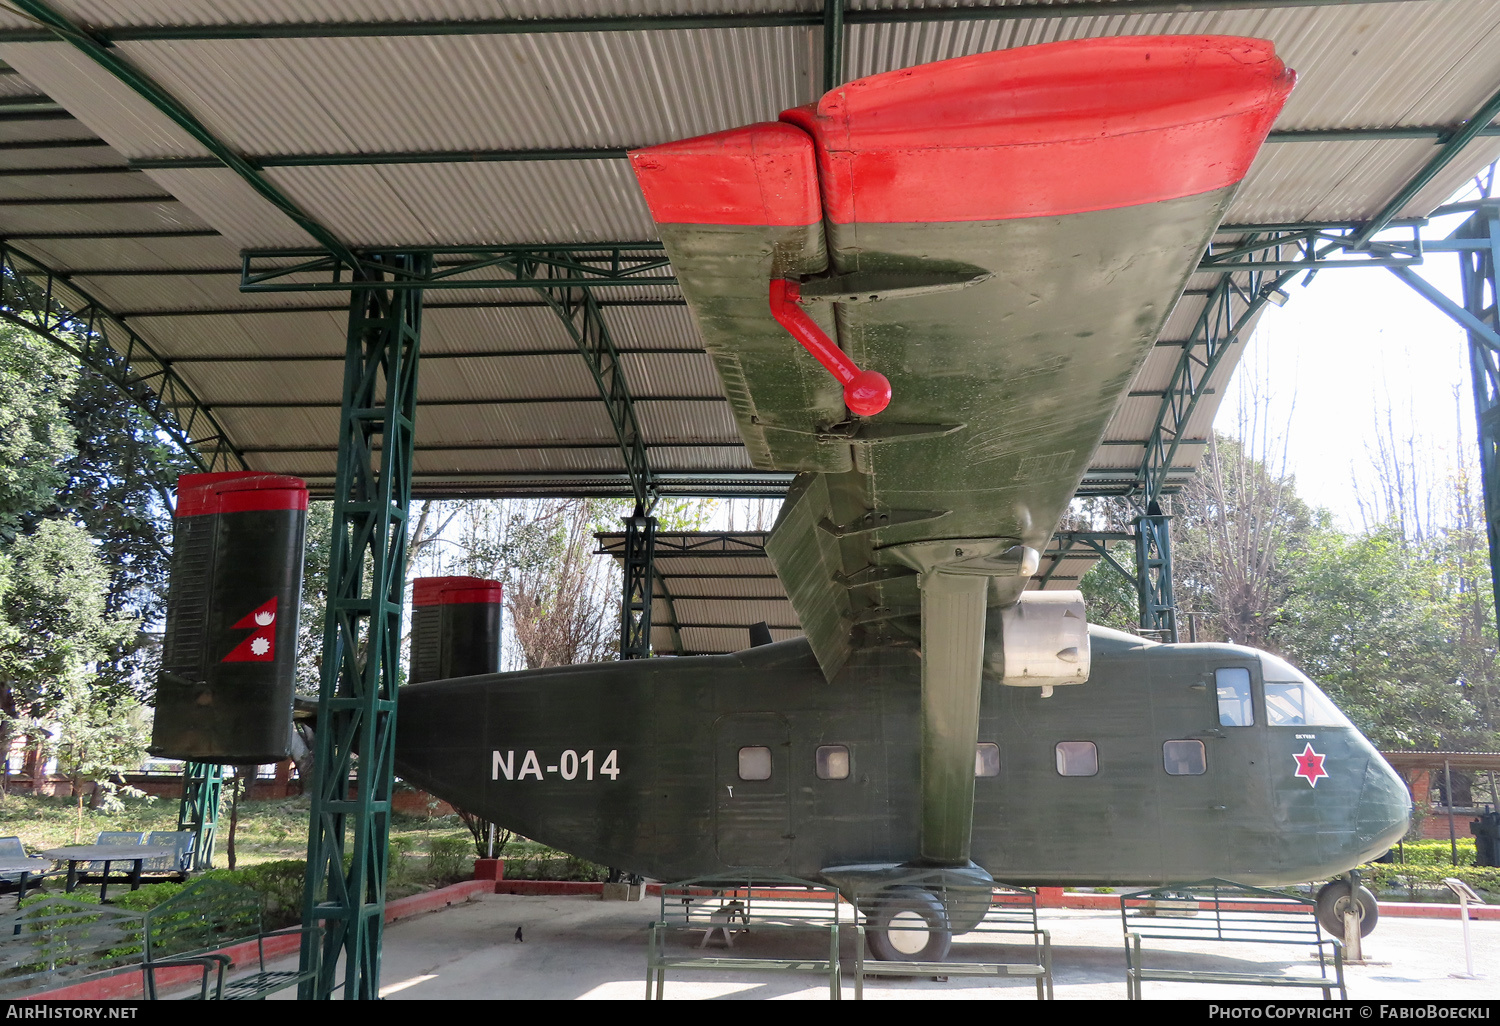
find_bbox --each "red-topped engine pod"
[410,577,504,684]
[151,472,308,764]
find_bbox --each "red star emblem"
[1293,743,1328,787]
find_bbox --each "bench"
[848,873,1053,999]
[144,879,320,1000]
[0,896,217,998]
[1121,881,1345,1000]
[646,878,855,999]
[140,831,195,881]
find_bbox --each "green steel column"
[1134,506,1178,643]
[1456,207,1500,626]
[298,253,428,1000]
[176,762,221,870]
[823,0,844,94]
[620,506,657,659]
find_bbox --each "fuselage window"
[738,746,772,781]
[975,743,999,778]
[1215,667,1255,726]
[1163,739,1207,776]
[816,745,850,780]
[1055,741,1098,777]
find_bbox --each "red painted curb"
[494,880,607,896]
[387,879,491,921]
[26,879,493,1000]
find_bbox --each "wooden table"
[0,857,54,900]
[40,845,175,901]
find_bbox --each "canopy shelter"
[0,2,1495,505]
[4,0,1500,1001]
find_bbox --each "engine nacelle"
[986,590,1090,689]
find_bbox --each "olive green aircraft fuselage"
[393,626,1410,888]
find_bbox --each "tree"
[1170,433,1317,649]
[1275,526,1488,751]
[50,363,195,706]
[0,325,74,543]
[0,520,139,789]
[41,687,151,840]
[456,499,624,669]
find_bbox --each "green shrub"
[425,836,471,886]
[21,860,308,931]
[1362,861,1500,902]
[500,856,609,882]
[1392,839,1478,867]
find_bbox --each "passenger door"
[713,712,792,869]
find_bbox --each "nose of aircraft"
[1353,749,1413,860]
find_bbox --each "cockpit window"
[1215,667,1254,727]
[1261,655,1355,727]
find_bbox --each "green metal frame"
[823,0,844,94]
[100,123,1499,177]
[240,244,672,293]
[1384,202,1500,623]
[175,762,222,871]
[298,254,428,1000]
[1035,531,1135,589]
[620,508,658,659]
[1134,510,1178,641]
[246,244,661,511]
[0,0,1426,44]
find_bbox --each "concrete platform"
[266,891,1500,1000]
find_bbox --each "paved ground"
[267,892,1500,1000]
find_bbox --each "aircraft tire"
[865,888,953,963]
[1314,880,1379,938]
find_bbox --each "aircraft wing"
[632,37,1291,865]
[635,36,1291,680]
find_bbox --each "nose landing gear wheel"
[1314,880,1378,938]
[866,888,953,963]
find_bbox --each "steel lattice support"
[621,509,658,659]
[1456,209,1500,622]
[1138,264,1299,504]
[176,762,222,870]
[298,254,428,1000]
[1134,510,1178,642]
[542,286,656,511]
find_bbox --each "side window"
[1163,740,1207,776]
[738,746,772,781]
[1216,667,1254,726]
[1055,741,1098,777]
[975,743,999,778]
[815,745,850,780]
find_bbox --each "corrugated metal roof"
[0,0,1493,511]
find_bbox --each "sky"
[1214,208,1484,534]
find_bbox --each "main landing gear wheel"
[866,888,953,963]
[1315,880,1379,938]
